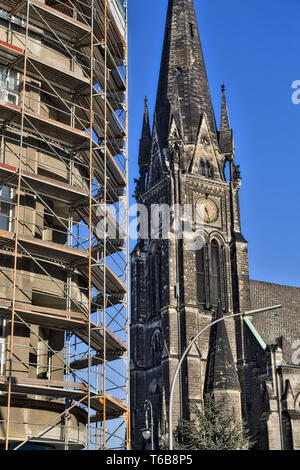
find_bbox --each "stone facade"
[130,0,300,450]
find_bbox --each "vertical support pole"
[7,14,12,44]
[87,0,94,451]
[0,126,4,163]
[125,0,130,449]
[5,0,30,451]
[103,0,108,450]
[64,207,73,451]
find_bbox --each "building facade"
[0,0,129,450]
[130,0,300,450]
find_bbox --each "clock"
[196,198,218,223]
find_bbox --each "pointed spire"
[220,84,230,130]
[219,84,233,154]
[138,96,151,168]
[206,300,240,391]
[154,0,217,149]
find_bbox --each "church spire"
[218,84,233,155]
[138,96,151,168]
[154,0,217,149]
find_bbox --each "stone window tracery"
[199,160,214,179]
[151,329,163,367]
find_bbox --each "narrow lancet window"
[190,23,194,38]
[196,245,206,304]
[211,240,222,307]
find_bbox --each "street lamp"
[141,428,151,441]
[168,304,282,450]
[142,399,154,450]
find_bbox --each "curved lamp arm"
[168,304,282,450]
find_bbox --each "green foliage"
[173,395,251,450]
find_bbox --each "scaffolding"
[0,0,129,450]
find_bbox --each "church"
[130,0,300,450]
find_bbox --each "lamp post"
[142,399,154,450]
[168,304,282,450]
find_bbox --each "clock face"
[196,198,218,223]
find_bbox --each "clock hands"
[205,205,211,222]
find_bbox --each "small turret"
[218,84,233,155]
[138,96,151,169]
[135,97,152,197]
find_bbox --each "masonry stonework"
[130,0,300,450]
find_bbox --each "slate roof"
[207,300,240,391]
[250,280,300,363]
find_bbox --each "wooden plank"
[0,375,86,391]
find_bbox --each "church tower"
[131,0,251,449]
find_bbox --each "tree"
[173,395,251,450]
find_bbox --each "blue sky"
[128,0,300,288]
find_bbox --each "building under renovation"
[0,0,129,450]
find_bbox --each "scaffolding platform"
[80,0,125,48]
[0,299,88,331]
[0,162,89,206]
[0,40,90,92]
[69,355,103,370]
[0,0,91,41]
[77,204,125,252]
[76,321,127,357]
[88,394,127,421]
[0,376,126,419]
[78,145,126,196]
[0,101,89,146]
[79,93,125,141]
[78,260,127,296]
[0,375,87,399]
[0,300,127,359]
[0,230,125,295]
[0,229,87,264]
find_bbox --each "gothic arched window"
[200,161,214,179]
[196,245,206,305]
[201,161,213,179]
[189,23,194,38]
[195,240,226,308]
[149,248,163,317]
[200,160,205,176]
[151,329,163,367]
[151,253,156,316]
[135,260,140,321]
[158,248,163,310]
[211,240,222,307]
[205,161,210,178]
